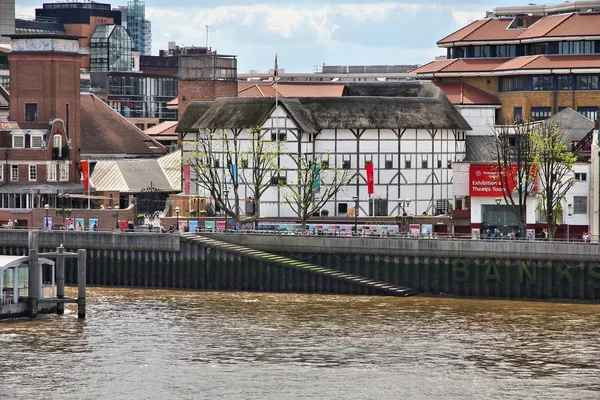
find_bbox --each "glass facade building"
[90,25,134,72]
[126,0,151,56]
[106,72,177,120]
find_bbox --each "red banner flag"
[81,160,89,191]
[365,162,374,195]
[274,54,278,78]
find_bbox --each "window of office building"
[531,107,551,121]
[532,76,553,91]
[578,106,598,121]
[574,173,587,182]
[557,76,573,90]
[576,75,600,90]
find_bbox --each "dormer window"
[12,134,25,148]
[53,134,62,158]
[31,135,44,148]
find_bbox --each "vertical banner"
[312,162,321,193]
[183,165,191,195]
[365,162,374,195]
[229,163,238,186]
[81,160,89,191]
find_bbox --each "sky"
[16,0,522,73]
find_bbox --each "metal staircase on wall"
[180,233,418,297]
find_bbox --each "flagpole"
[274,54,278,144]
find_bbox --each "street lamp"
[58,191,69,228]
[175,206,181,232]
[567,203,573,241]
[352,196,359,235]
[44,204,49,229]
[114,205,120,231]
[223,190,229,231]
[495,198,501,206]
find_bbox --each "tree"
[492,120,537,235]
[281,154,353,232]
[532,121,577,239]
[186,127,283,228]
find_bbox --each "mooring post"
[28,248,39,318]
[77,249,86,319]
[57,245,65,315]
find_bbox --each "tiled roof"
[516,13,571,39]
[494,54,600,71]
[432,82,501,105]
[439,13,600,45]
[237,82,346,98]
[411,58,506,74]
[80,94,165,157]
[144,121,178,136]
[464,136,496,162]
[414,55,600,75]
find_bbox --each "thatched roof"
[343,81,440,98]
[298,96,471,130]
[186,82,471,132]
[175,101,212,133]
[191,97,319,134]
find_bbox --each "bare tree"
[532,121,577,239]
[186,127,282,228]
[281,154,353,232]
[492,120,537,235]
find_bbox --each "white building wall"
[182,108,468,219]
[561,163,591,230]
[456,105,497,136]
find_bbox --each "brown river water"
[1,288,599,399]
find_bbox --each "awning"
[0,183,84,194]
[0,255,55,272]
[67,193,113,200]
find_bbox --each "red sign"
[469,164,519,197]
[365,162,374,195]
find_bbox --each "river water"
[1,288,599,400]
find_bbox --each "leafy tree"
[281,154,353,232]
[186,127,283,227]
[532,121,577,239]
[492,120,537,234]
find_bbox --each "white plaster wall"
[452,162,470,198]
[562,163,591,228]
[457,106,497,136]
[181,109,467,218]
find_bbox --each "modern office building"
[90,24,134,72]
[35,2,123,71]
[412,0,600,124]
[122,0,151,56]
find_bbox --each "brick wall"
[177,80,237,119]
[0,207,136,231]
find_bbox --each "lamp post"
[352,196,359,235]
[44,204,49,229]
[114,205,120,231]
[494,198,502,231]
[175,206,181,232]
[58,191,69,228]
[567,203,573,242]
[223,190,229,231]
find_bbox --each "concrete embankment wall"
[1,231,599,301]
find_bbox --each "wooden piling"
[77,249,86,319]
[28,248,39,318]
[57,246,65,315]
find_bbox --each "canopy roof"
[0,255,54,272]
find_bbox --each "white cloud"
[452,10,485,26]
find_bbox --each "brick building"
[0,33,166,229]
[412,1,600,124]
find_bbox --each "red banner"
[365,162,374,195]
[81,160,89,191]
[469,164,519,197]
[184,165,191,195]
